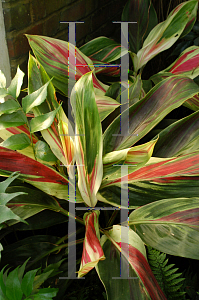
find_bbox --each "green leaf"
[30,105,61,133]
[152,109,199,157]
[129,197,199,259]
[0,100,20,116]
[22,80,51,114]
[121,0,158,53]
[7,67,24,99]
[5,267,23,300]
[0,111,26,130]
[21,269,39,297]
[0,133,31,150]
[34,141,57,163]
[71,71,103,206]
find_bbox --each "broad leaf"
[96,225,166,300]
[134,0,198,71]
[0,111,26,130]
[0,133,31,150]
[129,198,199,259]
[0,147,84,203]
[0,100,20,116]
[26,35,107,95]
[30,105,61,133]
[34,141,58,163]
[22,80,51,113]
[152,110,199,157]
[121,0,158,53]
[103,76,199,154]
[78,211,105,277]
[71,72,103,206]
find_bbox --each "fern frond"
[147,246,186,300]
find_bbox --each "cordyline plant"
[0,0,199,299]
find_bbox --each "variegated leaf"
[96,225,166,300]
[134,0,198,71]
[78,211,105,277]
[129,198,199,259]
[71,72,103,207]
[26,35,108,96]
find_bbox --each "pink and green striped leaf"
[26,35,108,96]
[183,94,199,112]
[121,0,158,53]
[152,110,199,157]
[134,0,198,71]
[151,46,199,83]
[129,198,199,259]
[71,72,103,207]
[94,88,120,121]
[78,211,105,277]
[96,225,166,300]
[28,54,75,168]
[80,36,127,63]
[102,151,199,188]
[102,139,157,182]
[0,146,83,203]
[92,60,120,77]
[103,76,199,155]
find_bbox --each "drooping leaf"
[78,211,105,277]
[129,197,199,259]
[134,0,198,71]
[96,225,166,300]
[71,72,103,206]
[103,76,199,154]
[121,0,158,53]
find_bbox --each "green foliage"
[147,246,186,299]
[0,259,58,300]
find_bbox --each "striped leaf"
[96,225,166,300]
[103,76,199,155]
[121,0,158,53]
[26,35,107,95]
[102,139,157,183]
[102,151,199,188]
[152,110,199,157]
[28,54,75,168]
[0,146,83,203]
[78,211,105,277]
[94,88,120,121]
[134,0,198,71]
[151,46,199,83]
[71,72,103,207]
[129,198,199,259]
[80,36,127,63]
